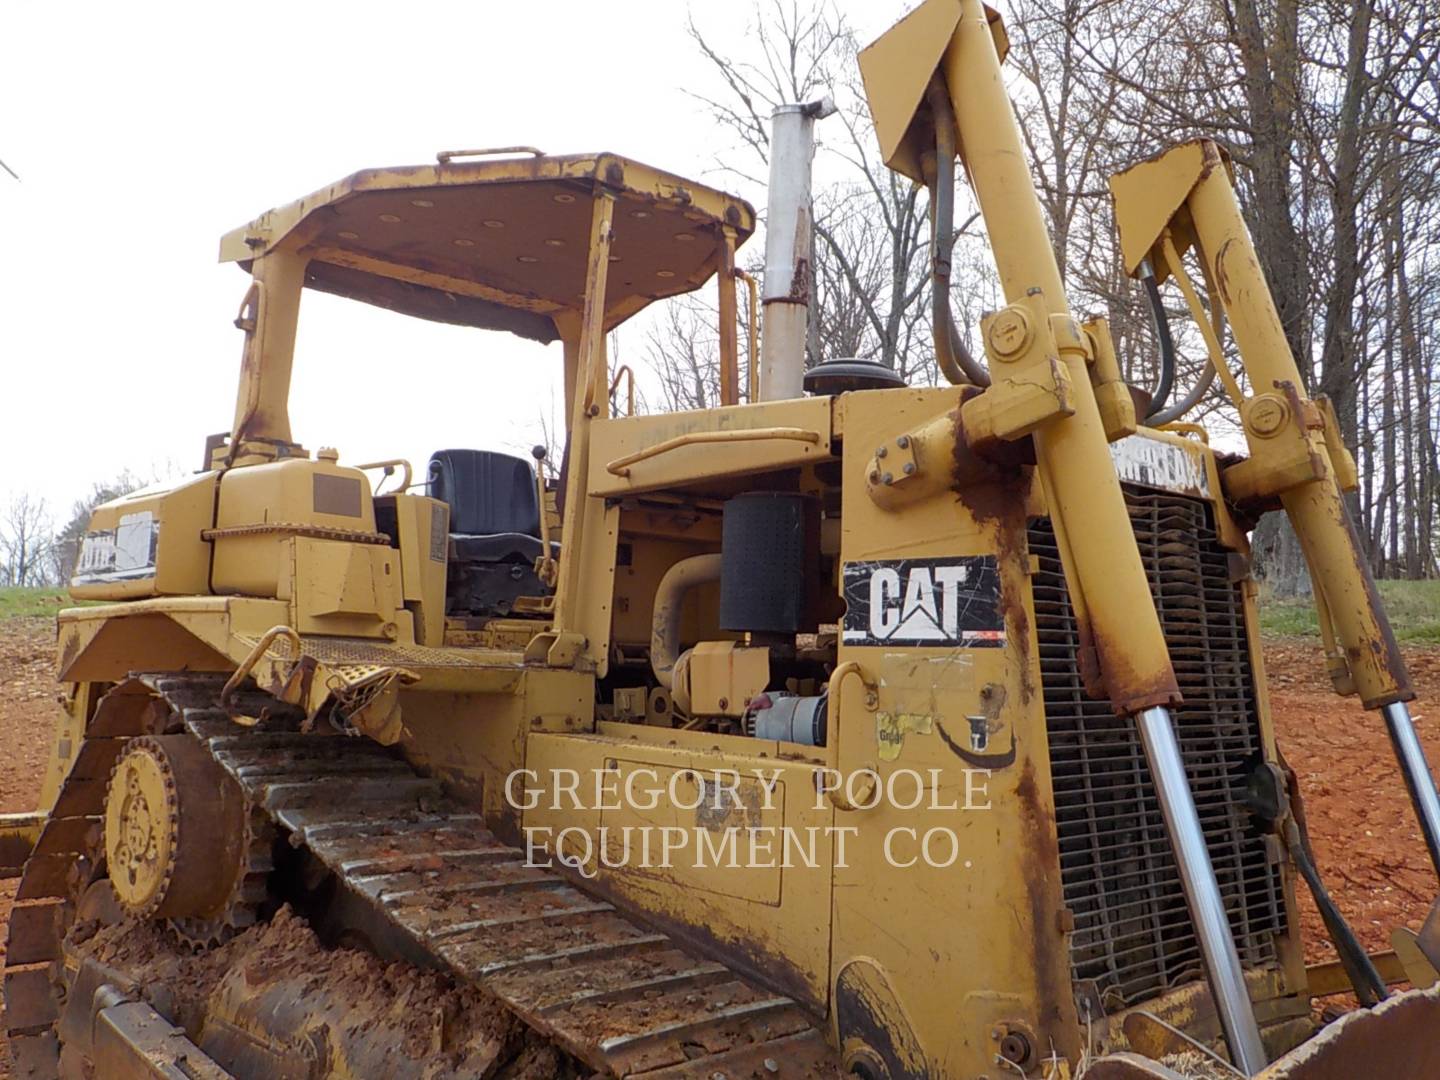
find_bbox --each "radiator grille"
[1029,488,1287,1010]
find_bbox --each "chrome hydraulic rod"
[1137,706,1267,1077]
[1382,701,1440,877]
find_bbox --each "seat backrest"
[428,449,540,537]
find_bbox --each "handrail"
[605,427,822,478]
[222,625,302,726]
[436,146,545,164]
[355,458,414,494]
[1157,422,1210,444]
[608,365,636,417]
[531,447,558,587]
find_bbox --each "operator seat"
[428,449,552,616]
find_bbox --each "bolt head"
[896,434,911,449]
[1247,393,1289,437]
[999,1031,1032,1065]
[875,446,888,459]
[987,307,1031,359]
[903,462,916,475]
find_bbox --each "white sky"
[0,1,904,520]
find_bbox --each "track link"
[4,673,839,1078]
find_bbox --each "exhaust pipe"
[760,98,835,401]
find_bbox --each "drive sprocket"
[103,734,260,934]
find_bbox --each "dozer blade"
[1257,984,1440,1079]
[1086,985,1440,1080]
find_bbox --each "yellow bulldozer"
[6,1,1440,1076]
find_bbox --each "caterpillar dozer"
[7,1,1440,1076]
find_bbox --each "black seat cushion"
[450,532,544,564]
[429,450,540,538]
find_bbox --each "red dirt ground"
[1263,640,1440,964]
[1,617,1437,1072]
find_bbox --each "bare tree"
[644,296,723,413]
[683,0,990,387]
[1,493,57,587]
[653,0,1440,586]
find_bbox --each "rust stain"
[947,392,1037,703]
[58,632,80,680]
[1089,618,1182,716]
[1015,758,1082,1063]
[1197,139,1224,181]
[1214,237,1235,306]
[1075,620,1106,702]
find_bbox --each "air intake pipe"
[649,554,723,689]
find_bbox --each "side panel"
[399,668,594,840]
[828,387,1080,1075]
[385,493,449,646]
[522,728,836,1009]
[212,458,379,597]
[587,398,835,497]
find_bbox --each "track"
[4,673,838,1078]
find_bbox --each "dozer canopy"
[218,150,757,343]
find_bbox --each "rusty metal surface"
[1257,984,1440,1079]
[4,672,839,1078]
[1030,488,1286,1009]
[1085,1053,1192,1080]
[58,956,234,1080]
[1123,1012,1241,1076]
[230,632,523,669]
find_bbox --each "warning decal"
[841,555,1005,647]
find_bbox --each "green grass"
[6,578,1438,644]
[1258,578,1440,643]
[0,586,78,620]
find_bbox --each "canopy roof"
[219,152,757,343]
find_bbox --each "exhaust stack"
[760,98,835,401]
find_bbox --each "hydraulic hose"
[1147,360,1216,427]
[1284,818,1389,1006]
[1140,259,1175,417]
[924,76,989,388]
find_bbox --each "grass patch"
[0,586,77,620]
[1259,578,1440,643]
